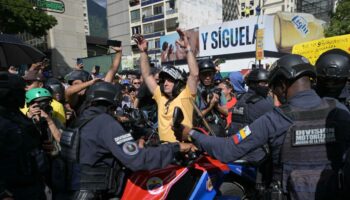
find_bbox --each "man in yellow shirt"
[20,70,66,125]
[134,29,199,142]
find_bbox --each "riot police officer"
[315,48,350,109]
[182,54,350,199]
[62,81,195,200]
[0,72,47,199]
[195,59,228,136]
[230,68,274,133]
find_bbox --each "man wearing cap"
[21,70,66,126]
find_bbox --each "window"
[166,0,175,10]
[166,18,177,32]
[155,38,160,49]
[250,0,254,6]
[154,4,163,15]
[132,26,141,35]
[143,23,154,34]
[130,10,141,22]
[241,3,245,10]
[148,40,155,49]
[154,21,164,32]
[142,6,152,18]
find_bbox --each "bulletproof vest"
[60,116,97,162]
[230,92,263,132]
[61,113,125,194]
[274,99,339,198]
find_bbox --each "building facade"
[48,0,88,76]
[238,0,296,18]
[223,0,240,21]
[296,0,336,23]
[107,0,132,55]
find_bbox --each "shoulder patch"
[114,133,133,145]
[232,126,252,144]
[122,141,139,156]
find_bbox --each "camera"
[202,87,222,104]
[37,101,53,115]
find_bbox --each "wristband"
[185,47,192,54]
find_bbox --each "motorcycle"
[119,107,264,200]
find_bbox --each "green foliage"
[0,0,57,37]
[325,0,350,37]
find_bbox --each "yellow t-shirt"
[20,99,66,126]
[153,84,195,142]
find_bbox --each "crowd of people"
[0,28,350,200]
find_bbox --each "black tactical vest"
[61,114,124,194]
[230,92,263,132]
[275,99,340,199]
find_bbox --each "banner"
[159,28,199,63]
[292,34,350,65]
[256,29,264,60]
[199,16,276,57]
[159,12,325,62]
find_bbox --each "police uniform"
[73,106,180,199]
[190,89,350,199]
[0,107,46,200]
[230,89,274,133]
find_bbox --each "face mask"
[254,85,270,97]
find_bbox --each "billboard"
[159,28,199,63]
[199,16,277,56]
[160,12,325,63]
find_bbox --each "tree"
[0,0,57,37]
[325,0,350,37]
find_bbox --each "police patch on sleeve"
[122,141,139,156]
[114,133,133,145]
[293,128,336,146]
[232,126,252,144]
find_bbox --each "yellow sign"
[256,29,264,61]
[292,34,350,65]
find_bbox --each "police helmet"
[269,54,316,85]
[65,70,92,85]
[198,59,216,73]
[85,81,120,105]
[0,72,26,108]
[316,49,350,78]
[45,78,65,102]
[246,68,269,84]
[25,88,52,104]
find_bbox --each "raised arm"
[133,34,158,95]
[176,29,199,95]
[104,47,122,83]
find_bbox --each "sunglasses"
[133,82,141,85]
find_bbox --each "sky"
[93,0,106,8]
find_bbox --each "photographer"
[195,59,228,137]
[26,88,62,146]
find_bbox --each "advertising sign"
[292,34,350,65]
[160,12,325,63]
[199,16,276,57]
[159,28,199,63]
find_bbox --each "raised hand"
[176,28,190,49]
[132,34,148,52]
[111,46,122,53]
